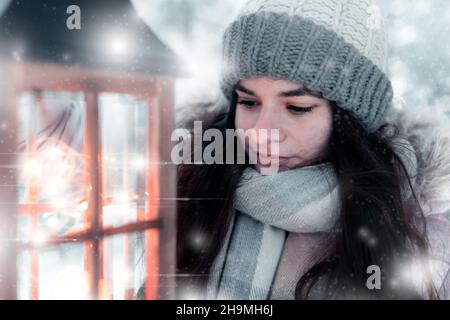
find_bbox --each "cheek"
[235,108,253,131]
[289,111,333,153]
[235,108,243,129]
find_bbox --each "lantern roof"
[0,0,189,77]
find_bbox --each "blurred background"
[131,0,450,115]
[1,0,449,112]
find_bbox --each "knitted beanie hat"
[219,0,393,133]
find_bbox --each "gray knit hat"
[220,0,393,133]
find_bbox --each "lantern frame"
[0,58,178,300]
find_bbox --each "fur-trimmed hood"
[385,98,450,298]
[384,98,450,218]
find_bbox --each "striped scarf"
[204,136,418,300]
[205,162,341,299]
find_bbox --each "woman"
[175,0,450,299]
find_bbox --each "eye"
[237,100,258,109]
[287,105,315,115]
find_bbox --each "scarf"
[204,136,419,300]
[205,161,341,299]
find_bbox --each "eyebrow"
[235,83,323,98]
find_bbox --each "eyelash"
[237,100,314,115]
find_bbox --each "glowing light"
[23,158,42,179]
[104,204,118,214]
[47,215,60,230]
[112,40,126,55]
[20,140,86,236]
[76,201,88,212]
[397,258,426,288]
[132,156,147,170]
[368,237,378,247]
[117,192,129,204]
[46,146,64,160]
[22,141,83,204]
[105,33,132,58]
[357,227,369,239]
[357,226,378,248]
[53,197,69,209]
[32,232,47,247]
[191,232,205,249]
[391,255,440,292]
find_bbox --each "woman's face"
[235,76,333,173]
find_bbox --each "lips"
[256,154,290,165]
[257,153,288,159]
[248,148,290,164]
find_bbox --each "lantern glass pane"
[102,232,146,300]
[17,250,31,300]
[100,94,149,228]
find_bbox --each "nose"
[250,104,285,148]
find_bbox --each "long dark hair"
[175,90,438,299]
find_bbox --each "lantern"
[0,0,187,300]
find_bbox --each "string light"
[32,232,47,247]
[47,215,60,230]
[21,139,85,237]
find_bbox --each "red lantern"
[0,0,187,300]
